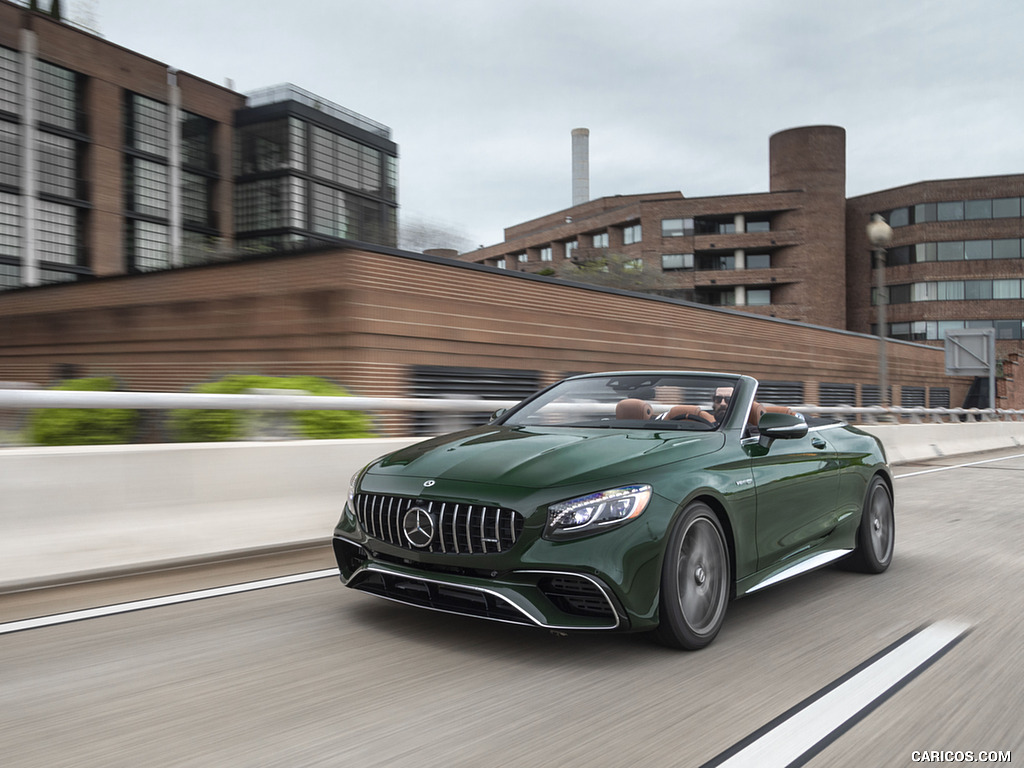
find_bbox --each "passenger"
[712,386,733,424]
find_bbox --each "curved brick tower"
[769,126,848,329]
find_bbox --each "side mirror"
[757,412,807,447]
[489,408,508,423]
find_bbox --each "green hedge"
[169,375,373,442]
[28,377,139,446]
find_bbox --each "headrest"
[616,398,654,420]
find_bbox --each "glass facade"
[887,239,1024,266]
[235,107,397,249]
[885,197,1024,227]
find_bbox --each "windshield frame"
[496,371,748,431]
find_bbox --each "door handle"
[811,437,827,449]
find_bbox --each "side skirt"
[741,549,853,595]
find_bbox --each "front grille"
[354,493,523,555]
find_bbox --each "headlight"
[545,485,652,540]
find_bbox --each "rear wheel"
[655,502,730,650]
[848,476,894,573]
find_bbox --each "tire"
[655,502,730,650]
[848,476,894,574]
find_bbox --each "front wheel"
[655,502,730,650]
[848,476,894,573]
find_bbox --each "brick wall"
[0,245,967,421]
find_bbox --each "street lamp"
[867,214,894,409]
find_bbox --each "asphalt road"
[1,450,1021,768]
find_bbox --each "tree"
[398,215,475,255]
[556,251,660,293]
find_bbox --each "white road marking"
[0,568,340,636]
[703,620,972,768]
[895,451,1024,479]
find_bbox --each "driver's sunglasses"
[714,395,731,403]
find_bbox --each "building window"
[126,157,169,218]
[746,288,771,306]
[889,207,910,227]
[127,94,168,157]
[965,199,992,219]
[592,232,609,248]
[127,220,170,272]
[0,120,18,188]
[309,124,389,199]
[661,218,694,237]
[237,119,297,175]
[0,46,19,116]
[661,253,693,271]
[36,200,80,265]
[993,279,1022,300]
[697,254,735,271]
[37,132,78,198]
[965,240,992,260]
[937,201,964,221]
[694,288,735,306]
[936,241,964,261]
[0,191,21,261]
[625,258,643,271]
[564,240,577,258]
[517,253,528,263]
[181,112,215,170]
[623,223,642,245]
[235,177,290,231]
[495,258,506,269]
[311,182,348,239]
[182,171,213,228]
[540,246,552,261]
[965,280,993,300]
[746,253,771,269]
[993,197,1021,218]
[36,60,79,132]
[745,219,771,233]
[993,239,1022,259]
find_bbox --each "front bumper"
[333,535,627,630]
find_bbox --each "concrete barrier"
[0,438,419,590]
[3,422,1024,590]
[859,421,1024,464]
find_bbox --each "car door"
[744,428,841,571]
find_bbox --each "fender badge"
[423,480,436,488]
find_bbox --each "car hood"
[367,425,726,489]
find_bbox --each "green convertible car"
[332,371,894,649]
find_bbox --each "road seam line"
[0,568,340,635]
[699,620,972,768]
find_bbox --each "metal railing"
[1,389,1023,422]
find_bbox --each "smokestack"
[571,128,589,206]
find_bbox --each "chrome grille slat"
[355,494,522,554]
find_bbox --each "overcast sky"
[74,0,1024,251]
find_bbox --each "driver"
[712,386,733,423]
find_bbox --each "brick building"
[0,0,398,290]
[0,243,966,435]
[463,126,1024,365]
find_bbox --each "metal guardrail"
[0,389,519,413]
[1,390,1023,423]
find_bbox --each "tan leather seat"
[616,398,654,420]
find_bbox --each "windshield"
[501,373,741,430]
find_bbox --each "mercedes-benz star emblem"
[402,507,435,548]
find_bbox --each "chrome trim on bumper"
[345,559,621,631]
